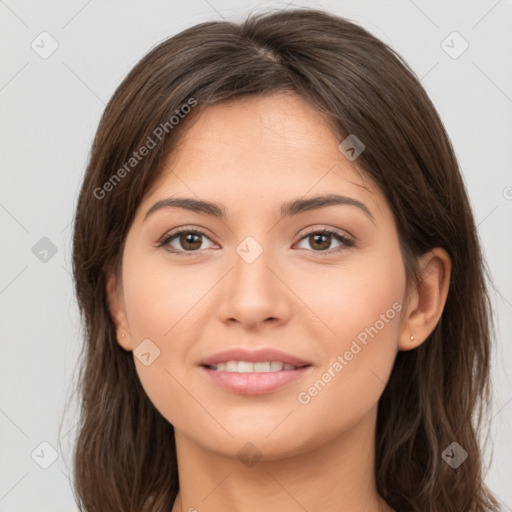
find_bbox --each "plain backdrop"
[1,0,511,510]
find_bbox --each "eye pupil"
[181,233,202,250]
[310,233,331,251]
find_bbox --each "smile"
[206,360,304,372]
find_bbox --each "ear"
[398,248,451,351]
[105,270,132,351]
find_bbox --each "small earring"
[122,333,125,338]
[410,334,414,342]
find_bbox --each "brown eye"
[296,229,354,253]
[178,232,202,251]
[308,233,332,251]
[159,229,215,254]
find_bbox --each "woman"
[70,7,501,512]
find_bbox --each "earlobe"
[105,271,132,351]
[398,248,451,351]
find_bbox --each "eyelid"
[298,225,354,241]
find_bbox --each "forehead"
[140,93,383,218]
[173,93,344,167]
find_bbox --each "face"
[109,92,410,460]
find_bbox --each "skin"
[106,92,451,512]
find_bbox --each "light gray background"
[1,0,511,510]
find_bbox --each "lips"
[199,347,312,368]
[198,347,313,395]
[201,365,313,395]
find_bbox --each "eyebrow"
[143,193,375,223]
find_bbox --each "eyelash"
[157,227,355,256]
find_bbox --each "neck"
[171,405,394,512]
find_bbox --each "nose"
[217,243,292,331]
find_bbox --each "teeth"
[225,361,238,372]
[209,360,299,372]
[237,361,253,373]
[254,362,270,372]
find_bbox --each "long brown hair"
[68,7,501,511]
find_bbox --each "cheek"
[121,250,213,424]
[122,250,206,342]
[297,247,405,351]
[293,245,405,425]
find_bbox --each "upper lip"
[199,348,312,367]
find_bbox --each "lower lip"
[200,365,313,395]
